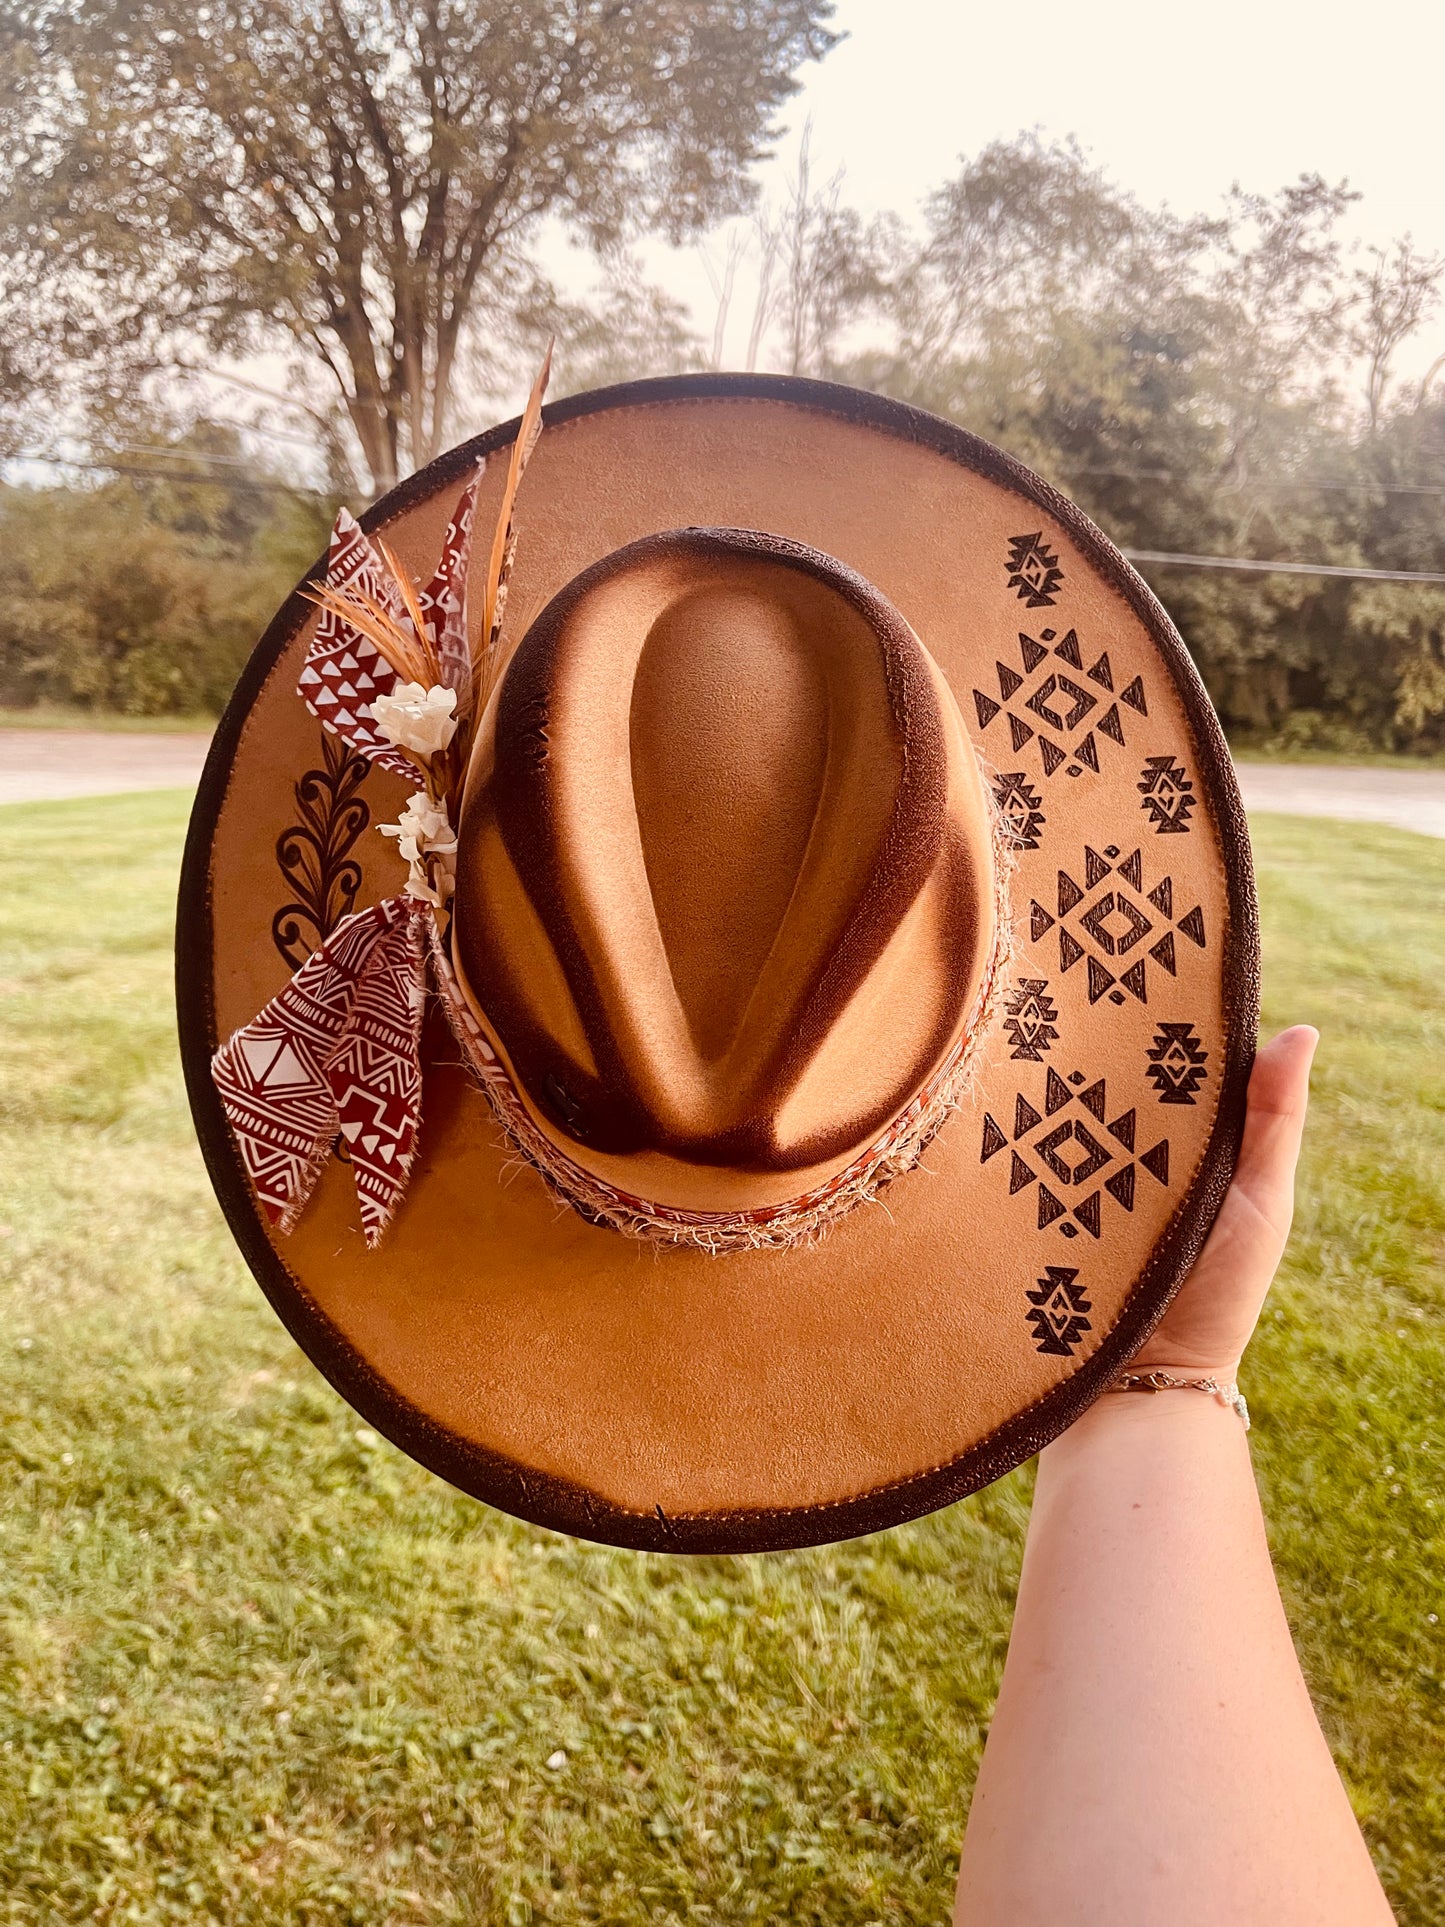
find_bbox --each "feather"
[478,342,552,708]
[300,579,430,689]
[375,535,442,687]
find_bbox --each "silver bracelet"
[1107,1370,1250,1431]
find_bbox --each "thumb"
[1222,1024,1319,1263]
[1130,1024,1318,1378]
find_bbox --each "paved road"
[3,729,1444,838]
[0,728,212,804]
[1232,762,1445,840]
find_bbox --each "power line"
[106,440,308,471]
[4,452,332,497]
[1073,467,1445,497]
[1125,549,1445,585]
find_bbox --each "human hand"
[1130,1025,1318,1382]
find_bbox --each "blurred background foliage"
[0,435,338,716]
[0,4,1443,748]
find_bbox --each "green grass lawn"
[0,793,1441,1926]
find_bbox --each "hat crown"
[452,527,996,1214]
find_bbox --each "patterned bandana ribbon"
[212,898,431,1247]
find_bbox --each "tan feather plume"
[477,341,552,709]
[375,535,443,687]
[298,579,431,689]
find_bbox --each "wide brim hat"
[179,374,1258,1553]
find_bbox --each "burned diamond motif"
[972,630,1148,786]
[993,770,1046,850]
[1025,1266,1093,1356]
[1027,844,1207,1007]
[981,1065,1171,1240]
[1026,671,1095,734]
[1003,979,1059,1060]
[1138,755,1196,834]
[1035,1117,1113,1185]
[1006,532,1064,608]
[1146,1023,1209,1105]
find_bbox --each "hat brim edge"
[176,372,1259,1554]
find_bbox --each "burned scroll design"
[272,729,372,968]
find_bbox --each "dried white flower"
[369,681,458,757]
[379,792,459,907]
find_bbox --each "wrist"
[1128,1346,1244,1381]
[1044,1370,1251,1467]
[1110,1368,1250,1431]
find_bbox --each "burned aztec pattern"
[1146,1023,1210,1104]
[981,1065,1172,1245]
[972,621,1151,789]
[992,534,1216,1358]
[1003,979,1059,1061]
[1005,531,1065,609]
[1026,1267,1093,1357]
[1138,754,1197,834]
[992,769,1047,850]
[1027,842,1207,1011]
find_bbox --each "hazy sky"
[608,0,1445,372]
[771,0,1443,235]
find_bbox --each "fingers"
[1230,1026,1318,1240]
[1132,1027,1319,1377]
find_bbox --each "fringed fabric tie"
[211,898,430,1246]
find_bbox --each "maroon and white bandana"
[211,898,431,1247]
[296,471,484,778]
[418,469,481,705]
[296,509,417,783]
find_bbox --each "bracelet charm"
[1107,1371,1250,1431]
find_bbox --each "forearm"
[955,1392,1392,1926]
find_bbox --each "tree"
[826,136,1445,751]
[760,131,891,378]
[690,130,892,378]
[0,0,837,491]
[0,429,334,712]
[511,264,703,397]
[1353,239,1444,433]
[888,135,1198,375]
[1200,176,1359,493]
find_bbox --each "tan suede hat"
[179,374,1258,1552]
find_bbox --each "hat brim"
[178,374,1257,1553]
